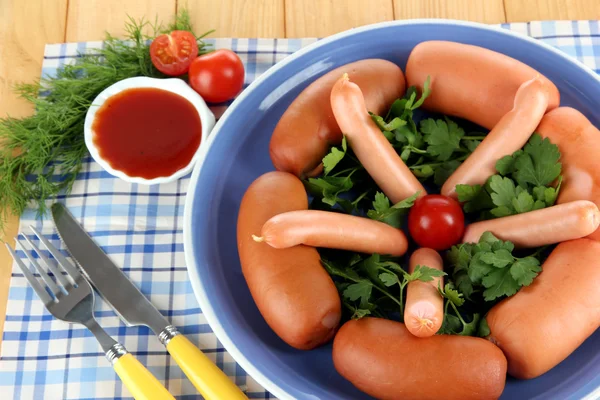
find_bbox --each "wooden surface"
[1,0,599,347]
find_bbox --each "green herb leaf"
[512,190,535,213]
[440,283,465,307]
[343,280,373,307]
[407,265,446,283]
[495,150,523,176]
[468,253,495,284]
[367,191,419,228]
[439,314,463,335]
[421,118,465,161]
[378,272,400,287]
[306,176,353,207]
[510,257,541,286]
[323,137,347,175]
[482,267,520,301]
[411,76,431,110]
[456,184,482,203]
[433,160,461,186]
[513,134,562,187]
[479,249,515,268]
[460,314,481,336]
[489,176,517,212]
[454,271,474,299]
[478,318,491,337]
[351,308,371,320]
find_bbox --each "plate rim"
[183,18,600,400]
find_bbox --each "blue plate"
[183,20,600,400]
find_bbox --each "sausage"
[536,107,600,241]
[406,40,559,130]
[333,318,507,400]
[404,248,444,337]
[237,171,341,349]
[270,59,406,178]
[462,200,600,247]
[330,74,426,203]
[486,238,600,379]
[441,76,549,198]
[254,210,408,256]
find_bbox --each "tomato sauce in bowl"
[91,87,202,180]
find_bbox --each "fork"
[5,227,175,400]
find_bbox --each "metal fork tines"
[5,226,126,363]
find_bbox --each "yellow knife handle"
[166,334,248,400]
[113,353,175,400]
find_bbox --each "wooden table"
[1,0,599,347]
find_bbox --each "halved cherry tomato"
[188,49,245,103]
[150,31,198,76]
[408,194,465,251]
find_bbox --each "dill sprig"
[0,9,212,234]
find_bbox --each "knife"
[51,203,248,400]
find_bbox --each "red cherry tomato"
[188,49,245,103]
[408,194,465,251]
[150,31,198,76]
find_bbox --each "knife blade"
[51,202,248,400]
[51,202,169,335]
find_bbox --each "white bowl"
[84,76,215,185]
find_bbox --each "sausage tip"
[251,234,265,242]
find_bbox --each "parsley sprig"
[447,232,542,302]
[323,255,445,320]
[456,134,562,217]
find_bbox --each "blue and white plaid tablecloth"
[1,20,600,399]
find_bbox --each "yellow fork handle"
[113,353,175,400]
[166,334,248,400]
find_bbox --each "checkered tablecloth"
[1,20,600,400]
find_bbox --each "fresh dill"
[0,10,212,234]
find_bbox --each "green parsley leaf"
[407,265,446,283]
[456,184,482,203]
[323,137,347,175]
[371,114,407,132]
[468,253,495,284]
[460,313,481,336]
[306,175,353,207]
[482,267,520,301]
[510,257,541,286]
[489,175,517,212]
[454,270,474,299]
[412,165,434,178]
[411,76,431,110]
[440,283,465,307]
[343,280,373,307]
[512,190,535,213]
[351,308,371,320]
[439,314,463,335]
[421,118,465,161]
[513,134,562,187]
[378,272,399,287]
[366,191,419,228]
[478,318,491,337]
[447,244,473,272]
[433,160,461,186]
[495,150,523,176]
[479,249,514,268]
[456,184,494,213]
[463,140,481,153]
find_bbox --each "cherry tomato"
[188,49,245,103]
[150,31,198,76]
[408,194,465,250]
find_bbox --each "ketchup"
[92,87,202,180]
